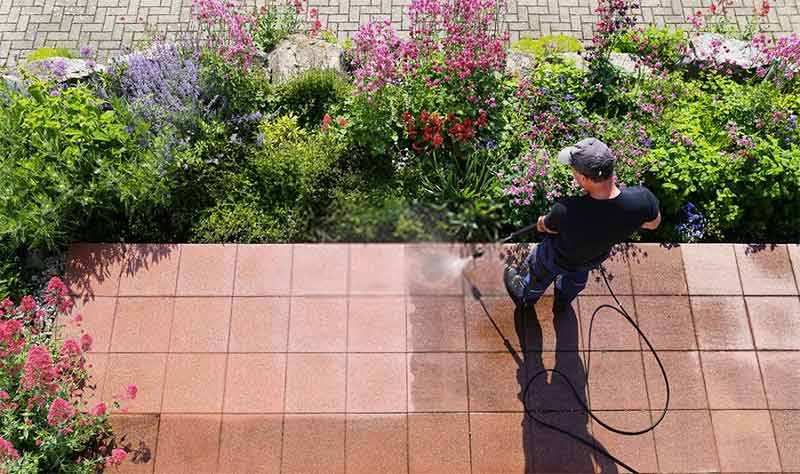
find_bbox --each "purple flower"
[48,58,67,78]
[676,202,706,242]
[79,45,94,58]
[115,42,200,127]
[49,89,61,97]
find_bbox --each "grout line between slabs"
[215,243,239,470]
[343,244,351,474]
[154,243,183,470]
[741,273,786,472]
[461,274,474,474]
[279,244,294,474]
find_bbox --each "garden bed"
[0,0,798,300]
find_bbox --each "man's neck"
[588,182,620,200]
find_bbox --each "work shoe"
[552,288,571,314]
[504,265,526,308]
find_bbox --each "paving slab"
[66,242,800,473]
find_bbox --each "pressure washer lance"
[470,225,670,474]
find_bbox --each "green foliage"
[319,188,434,242]
[198,52,273,121]
[642,74,800,241]
[272,69,352,129]
[26,48,74,61]
[0,79,164,254]
[252,2,303,53]
[168,114,345,242]
[612,26,687,69]
[511,35,583,57]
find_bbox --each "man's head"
[557,138,616,190]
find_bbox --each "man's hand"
[537,216,558,234]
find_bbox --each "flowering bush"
[192,0,257,68]
[252,0,305,53]
[0,277,138,473]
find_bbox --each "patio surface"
[63,242,800,474]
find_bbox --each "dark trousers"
[522,238,591,305]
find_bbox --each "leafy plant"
[510,35,583,57]
[272,69,352,129]
[252,0,305,53]
[0,78,164,254]
[26,48,74,62]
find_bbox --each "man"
[505,137,661,313]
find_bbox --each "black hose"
[520,268,670,473]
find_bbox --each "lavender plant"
[115,43,202,132]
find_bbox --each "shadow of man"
[513,302,620,474]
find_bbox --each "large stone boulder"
[266,34,345,84]
[682,32,765,71]
[505,50,537,76]
[25,57,105,81]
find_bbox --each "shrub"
[272,69,352,129]
[0,79,165,254]
[0,277,138,473]
[198,52,273,123]
[167,114,345,242]
[318,188,435,242]
[26,48,74,62]
[510,35,583,57]
[642,75,800,241]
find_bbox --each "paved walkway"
[62,242,800,473]
[2,0,800,66]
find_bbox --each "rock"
[25,57,105,81]
[682,32,765,70]
[505,50,537,76]
[608,52,653,75]
[266,34,345,84]
[560,52,588,71]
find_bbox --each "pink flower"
[22,345,59,392]
[18,295,37,312]
[47,397,74,426]
[0,436,19,460]
[80,333,93,352]
[72,313,83,325]
[105,448,127,466]
[337,117,348,127]
[126,384,138,400]
[90,402,107,416]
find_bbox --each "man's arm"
[537,215,558,234]
[640,212,661,230]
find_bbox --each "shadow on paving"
[467,278,620,474]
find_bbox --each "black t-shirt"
[543,186,660,270]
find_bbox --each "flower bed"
[0,0,798,299]
[1,278,137,473]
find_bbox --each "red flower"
[321,113,332,132]
[709,2,717,14]
[433,133,443,148]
